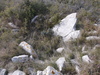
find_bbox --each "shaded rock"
[56,47,64,53]
[12,70,26,75]
[82,55,93,64]
[53,13,77,37]
[56,57,66,71]
[0,68,7,75]
[19,41,37,57]
[11,55,28,63]
[86,36,100,40]
[43,66,63,75]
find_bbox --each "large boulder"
[56,57,66,71]
[19,41,37,57]
[12,70,26,75]
[37,66,63,75]
[52,13,80,42]
[0,68,7,75]
[82,55,93,64]
[53,13,77,37]
[11,55,29,63]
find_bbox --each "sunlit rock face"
[12,70,26,75]
[56,57,66,71]
[52,13,80,42]
[19,41,37,57]
[11,55,29,63]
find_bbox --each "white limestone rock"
[82,55,93,64]
[56,47,64,53]
[53,13,77,37]
[11,55,28,63]
[86,36,100,40]
[12,70,26,75]
[43,66,63,75]
[19,41,37,57]
[0,68,7,75]
[63,30,80,42]
[56,57,66,71]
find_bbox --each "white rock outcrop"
[0,68,7,75]
[11,55,28,63]
[52,13,80,42]
[82,55,93,64]
[19,41,37,57]
[12,70,26,75]
[56,57,66,71]
[56,47,64,53]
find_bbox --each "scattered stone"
[11,55,29,63]
[56,47,64,53]
[0,68,7,75]
[82,55,93,64]
[86,36,100,40]
[43,66,63,75]
[12,70,26,75]
[8,22,18,29]
[56,57,66,71]
[19,41,37,57]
